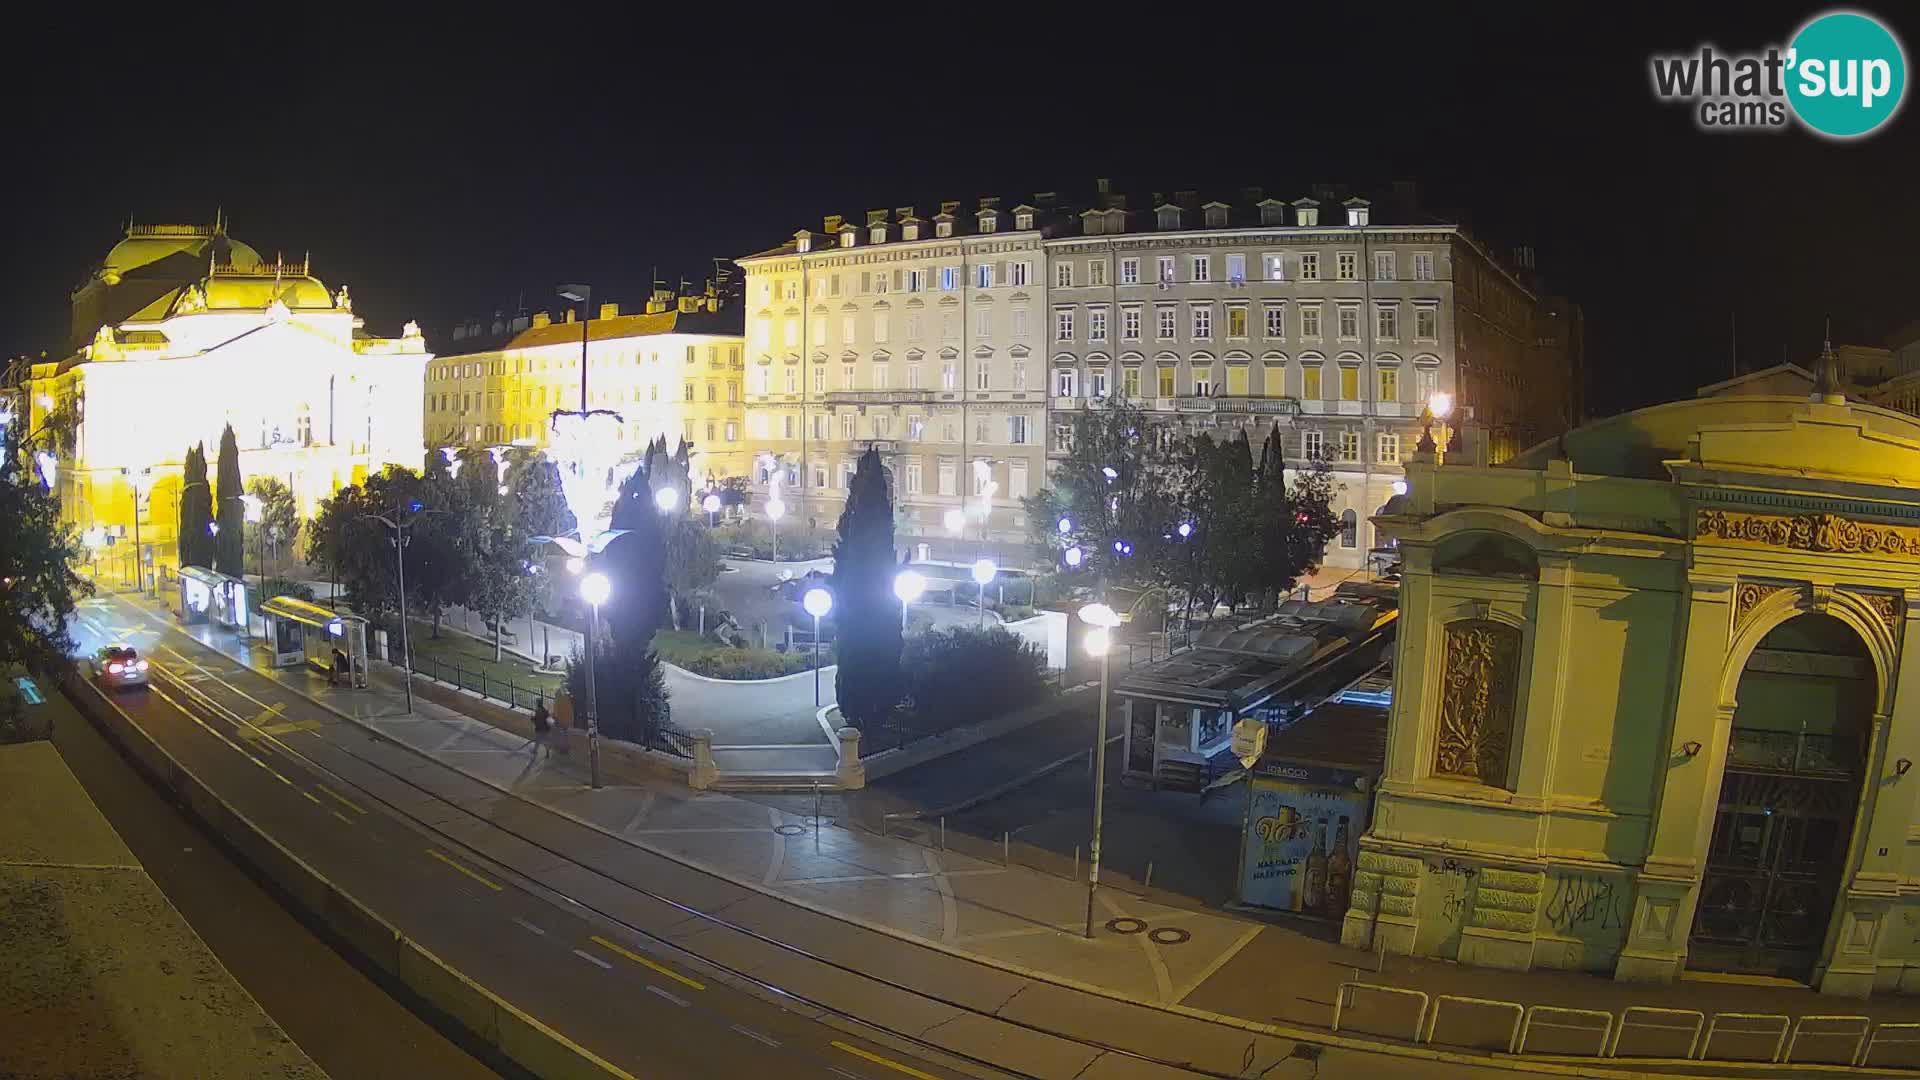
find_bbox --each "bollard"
[1074,845,1080,880]
[689,728,719,789]
[1145,861,1154,888]
[940,817,946,850]
[1003,831,1010,865]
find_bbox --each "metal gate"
[1690,729,1862,979]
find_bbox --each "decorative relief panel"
[1697,509,1920,559]
[1433,620,1522,787]
[1844,589,1902,636]
[1734,582,1791,632]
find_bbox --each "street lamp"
[971,558,996,627]
[121,466,154,596]
[802,586,833,707]
[653,486,681,513]
[1078,601,1122,939]
[238,492,264,582]
[702,492,721,527]
[579,570,611,790]
[364,499,437,715]
[893,569,925,633]
[559,283,592,412]
[944,507,966,535]
[765,495,786,561]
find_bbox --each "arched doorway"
[1691,612,1873,980]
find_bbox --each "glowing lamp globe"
[653,487,681,512]
[1428,391,1454,419]
[765,497,786,522]
[1085,628,1111,657]
[802,587,834,619]
[1078,602,1121,628]
[944,507,966,534]
[1057,515,1073,535]
[1063,545,1084,568]
[971,558,997,586]
[702,493,722,514]
[579,571,611,607]
[893,570,926,604]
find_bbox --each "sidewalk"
[0,736,325,1080]
[117,590,1920,1071]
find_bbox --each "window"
[784,317,800,346]
[874,414,890,438]
[1374,252,1395,281]
[1226,254,1245,283]
[1227,365,1249,395]
[1337,306,1360,340]
[813,414,827,440]
[784,280,800,301]
[874,313,889,342]
[1299,252,1320,281]
[810,319,826,346]
[859,272,872,293]
[706,420,717,443]
[1157,366,1176,397]
[1011,359,1026,389]
[1089,307,1108,342]
[840,461,856,489]
[1264,253,1285,281]
[707,382,718,402]
[976,264,995,289]
[874,272,889,294]
[906,314,921,340]
[1190,255,1210,282]
[907,362,921,388]
[1157,255,1176,283]
[975,418,989,445]
[1264,303,1285,339]
[1088,259,1107,286]
[980,215,998,235]
[1379,367,1399,401]
[785,366,799,393]
[1054,423,1074,452]
[1413,252,1435,281]
[976,361,991,389]
[1122,307,1142,341]
[1303,365,1323,399]
[813,367,826,394]
[1377,431,1400,464]
[1301,304,1322,339]
[1337,252,1358,281]
[1010,261,1031,287]
[1340,508,1358,548]
[1191,306,1212,340]
[728,381,739,402]
[907,269,925,292]
[1056,368,1079,398]
[842,414,856,440]
[685,381,696,402]
[1123,366,1141,397]
[1055,308,1075,342]
[1192,367,1213,396]
[1008,416,1029,444]
[905,460,922,493]
[1376,305,1399,341]
[1416,368,1438,404]
[1055,262,1074,287]
[939,461,956,495]
[941,419,956,443]
[1338,429,1359,461]
[1303,429,1324,459]
[840,363,855,389]
[1090,367,1109,397]
[942,313,956,339]
[874,365,890,390]
[1120,258,1140,285]
[684,420,697,443]
[941,362,956,389]
[1227,305,1248,339]
[1012,309,1027,337]
[812,464,828,489]
[975,310,994,338]
[1157,306,1177,340]
[908,414,924,439]
[1415,306,1439,341]
[1336,366,1359,400]
[941,266,957,290]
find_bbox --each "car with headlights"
[90,645,150,689]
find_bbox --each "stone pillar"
[1511,551,1574,799]
[835,726,865,790]
[689,728,718,790]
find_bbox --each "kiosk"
[177,566,248,631]
[260,595,369,688]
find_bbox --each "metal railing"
[1727,727,1862,775]
[403,651,693,759]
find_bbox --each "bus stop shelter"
[177,566,248,632]
[261,595,369,688]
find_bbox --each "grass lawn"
[654,629,829,679]
[407,622,564,701]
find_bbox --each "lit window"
[1338,429,1359,461]
[1299,253,1320,281]
[1226,254,1246,283]
[1264,253,1285,281]
[1190,256,1210,282]
[1303,365,1323,399]
[1379,367,1399,401]
[1055,263,1074,287]
[1055,309,1075,342]
[1227,306,1248,339]
[1377,431,1399,464]
[1340,366,1360,401]
[1120,258,1139,285]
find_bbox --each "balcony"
[1726,727,1862,777]
[1215,396,1301,416]
[823,390,934,405]
[1173,396,1217,413]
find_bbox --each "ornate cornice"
[1696,509,1920,560]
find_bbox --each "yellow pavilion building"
[28,218,430,585]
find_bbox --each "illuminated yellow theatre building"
[427,286,746,483]
[29,219,430,575]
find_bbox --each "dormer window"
[903,222,920,240]
[840,230,856,248]
[979,212,999,234]
[935,217,954,238]
[870,225,887,244]
[1015,211,1034,230]
[1258,201,1286,226]
[795,229,813,253]
[1203,203,1230,228]
[1156,206,1181,229]
[1345,199,1371,227]
[1294,200,1320,228]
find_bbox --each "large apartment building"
[739,182,1581,569]
[427,286,749,483]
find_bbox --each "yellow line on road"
[588,934,706,991]
[831,1041,942,1080]
[316,784,368,815]
[301,791,323,806]
[331,810,354,826]
[424,848,502,891]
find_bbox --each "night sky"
[7,4,1915,419]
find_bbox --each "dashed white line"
[729,1024,780,1048]
[828,1068,865,1080]
[645,985,689,1007]
[512,917,547,936]
[572,949,613,970]
[330,810,354,826]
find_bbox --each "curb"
[59,672,636,1080]
[906,732,1124,822]
[665,661,836,687]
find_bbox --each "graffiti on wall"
[1544,872,1629,935]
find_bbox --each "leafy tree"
[565,636,670,747]
[214,424,244,576]
[601,446,672,657]
[901,625,1048,735]
[0,425,92,674]
[411,450,470,637]
[505,451,576,540]
[1020,396,1180,590]
[178,443,213,569]
[245,476,301,575]
[831,447,903,731]
[664,518,722,630]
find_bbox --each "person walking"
[529,700,552,759]
[550,687,574,757]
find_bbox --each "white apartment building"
[737,199,1051,564]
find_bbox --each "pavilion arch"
[1716,585,1897,718]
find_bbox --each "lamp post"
[1078,601,1121,938]
[702,492,721,528]
[1427,391,1455,464]
[238,492,264,585]
[803,586,833,707]
[559,284,592,412]
[121,466,154,595]
[365,499,437,715]
[970,558,996,627]
[893,569,925,633]
[579,570,611,789]
[765,495,785,561]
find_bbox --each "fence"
[1330,983,1916,1068]
[403,651,693,759]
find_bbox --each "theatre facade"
[1346,356,1920,996]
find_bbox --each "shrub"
[653,629,829,679]
[252,576,316,611]
[565,638,672,743]
[711,519,832,562]
[901,625,1050,734]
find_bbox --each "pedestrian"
[329,646,346,687]
[530,700,552,758]
[550,687,574,756]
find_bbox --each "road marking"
[645,985,688,1007]
[828,1069,865,1080]
[330,810,354,826]
[316,784,368,815]
[831,1041,942,1080]
[300,791,323,806]
[424,848,502,892]
[512,917,547,936]
[572,949,613,970]
[730,1024,780,1048]
[588,934,705,991]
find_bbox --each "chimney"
[531,312,552,329]
[1174,189,1199,209]
[1095,177,1111,195]
[1240,185,1265,204]
[978,195,1001,211]
[866,208,889,226]
[599,302,620,319]
[939,200,962,216]
[823,214,843,234]
[1034,191,1057,208]
[894,205,916,221]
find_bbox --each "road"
[67,593,986,1080]
[46,689,505,1080]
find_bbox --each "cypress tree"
[178,444,213,569]
[213,424,245,576]
[831,447,903,730]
